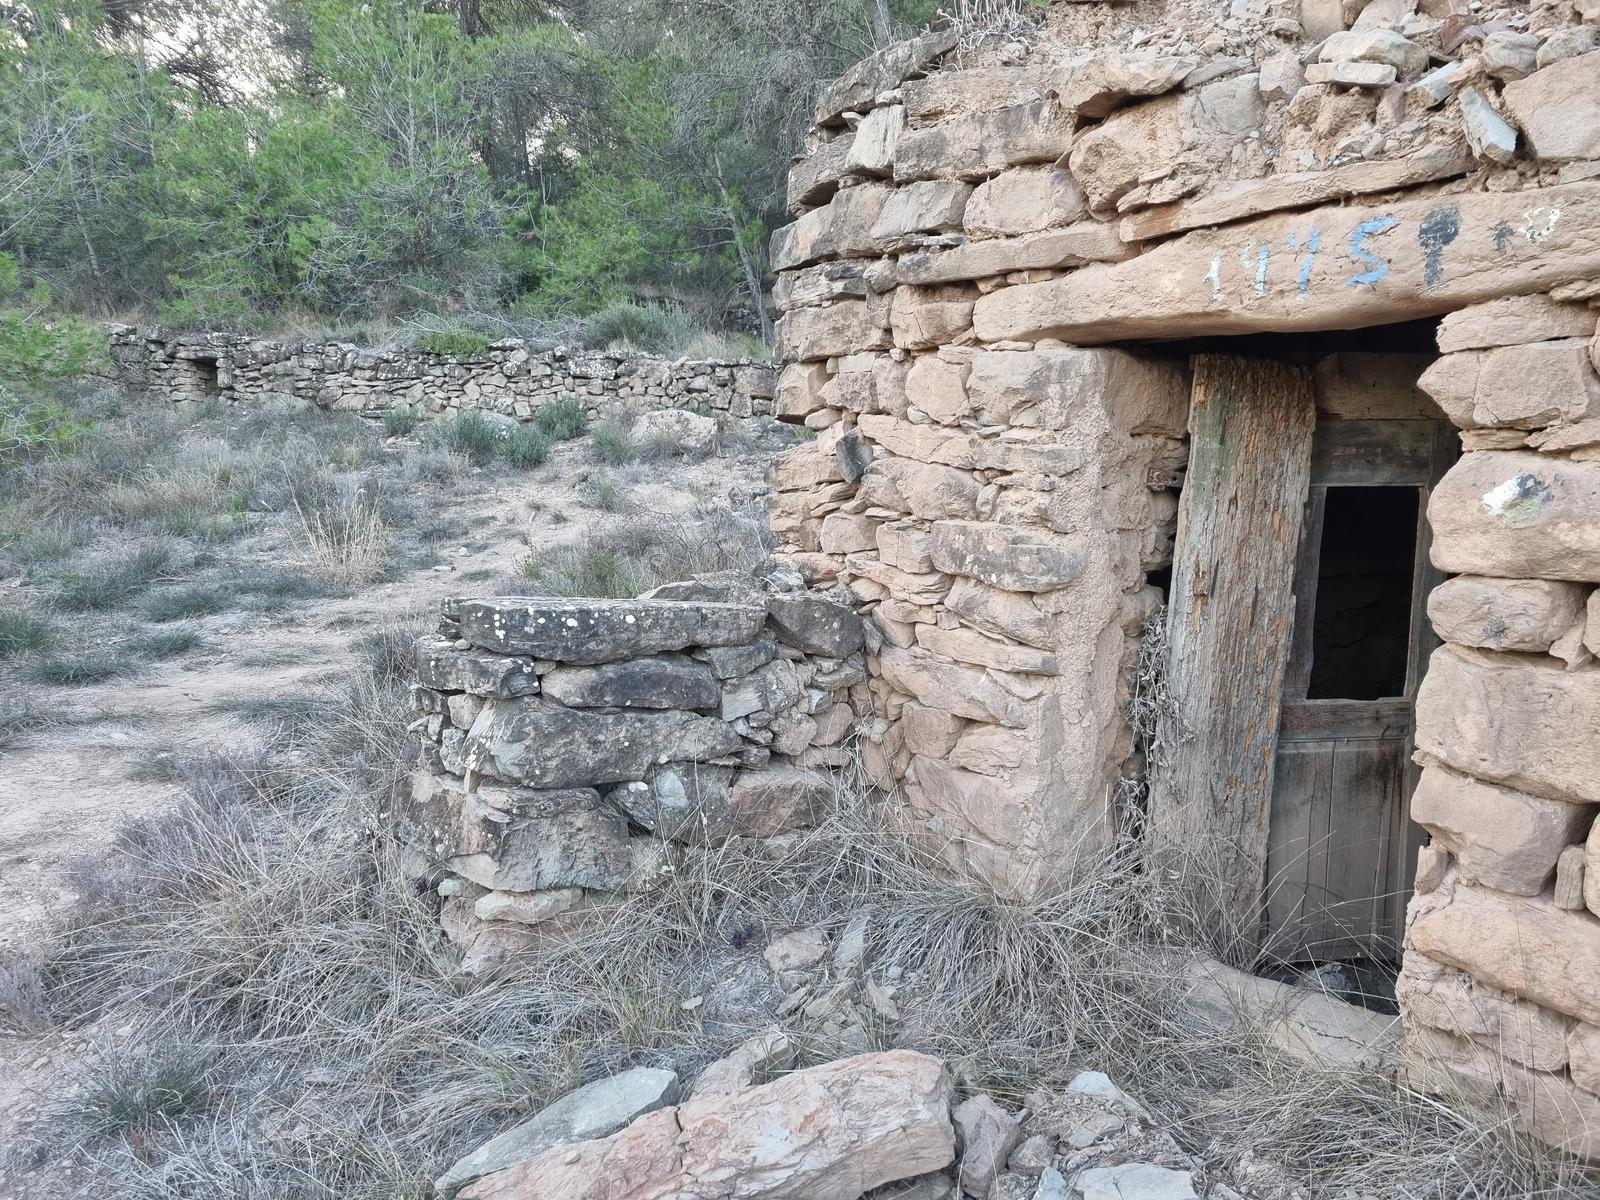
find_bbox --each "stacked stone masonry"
[398,576,868,972]
[105,325,776,423]
[767,2,1600,1159]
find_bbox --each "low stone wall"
[1398,306,1600,1158]
[396,573,868,971]
[104,325,777,423]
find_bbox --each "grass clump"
[590,416,638,465]
[383,406,422,438]
[533,396,588,441]
[502,424,552,469]
[53,543,173,612]
[0,609,55,659]
[28,651,139,685]
[295,484,387,584]
[63,1047,215,1138]
[137,584,233,623]
[129,628,203,659]
[432,411,502,467]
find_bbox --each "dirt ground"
[0,410,783,1195]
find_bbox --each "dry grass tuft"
[295,486,388,584]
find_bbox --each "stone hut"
[765,1,1600,1157]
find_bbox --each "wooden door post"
[1148,355,1317,957]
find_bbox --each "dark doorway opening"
[1306,486,1419,701]
[187,356,221,397]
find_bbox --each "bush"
[580,302,698,355]
[590,417,638,465]
[432,411,503,467]
[417,330,492,358]
[383,406,422,437]
[0,388,96,461]
[533,396,588,441]
[0,610,55,659]
[502,425,551,469]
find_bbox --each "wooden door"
[1261,419,1456,963]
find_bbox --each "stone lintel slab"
[975,182,1600,344]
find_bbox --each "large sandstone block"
[1410,764,1592,896]
[945,578,1065,649]
[776,300,892,362]
[964,347,1188,434]
[1428,451,1600,582]
[927,520,1084,592]
[893,99,1073,182]
[894,223,1133,286]
[1398,952,1570,1072]
[870,179,973,241]
[1409,876,1600,1026]
[1067,96,1184,211]
[915,624,1059,675]
[877,646,1032,727]
[415,635,539,697]
[774,361,830,421]
[772,262,868,313]
[726,764,835,837]
[459,599,766,664]
[890,284,977,349]
[845,104,904,176]
[1417,340,1600,429]
[463,697,743,789]
[767,592,865,657]
[461,1050,956,1200]
[964,166,1087,238]
[903,64,1052,123]
[540,655,720,711]
[859,457,979,520]
[1436,295,1600,353]
[973,182,1600,344]
[813,30,958,127]
[1426,574,1589,653]
[1501,52,1600,162]
[786,133,853,212]
[770,184,892,271]
[1415,645,1600,805]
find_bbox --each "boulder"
[540,655,721,711]
[1077,1165,1196,1200]
[473,887,585,926]
[689,1029,797,1098]
[607,763,736,843]
[633,409,719,456]
[460,1051,956,1200]
[1415,645,1600,806]
[767,592,867,657]
[952,1095,1021,1198]
[1426,575,1589,652]
[1428,451,1600,581]
[416,635,540,697]
[871,179,975,242]
[964,166,1087,238]
[893,99,1073,182]
[458,599,766,665]
[1501,52,1600,162]
[463,697,743,789]
[1409,764,1592,896]
[727,764,836,836]
[436,1067,681,1196]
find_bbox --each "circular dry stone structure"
[766,2,1600,1159]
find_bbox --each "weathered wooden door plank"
[1150,355,1317,954]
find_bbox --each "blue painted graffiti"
[1346,216,1401,287]
[1285,228,1322,298]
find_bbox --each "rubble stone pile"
[767,0,1600,1159]
[396,573,869,971]
[105,324,777,424]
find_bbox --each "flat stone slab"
[459,598,767,665]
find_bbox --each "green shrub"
[581,302,697,355]
[0,388,95,461]
[0,611,55,659]
[417,330,491,357]
[533,396,589,441]
[383,406,422,437]
[432,411,502,466]
[502,425,551,469]
[590,418,637,465]
[518,544,648,599]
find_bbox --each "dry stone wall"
[770,0,1600,1157]
[105,325,776,423]
[397,573,868,972]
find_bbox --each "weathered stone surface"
[777,300,893,362]
[438,1067,682,1196]
[928,521,1084,592]
[847,104,905,176]
[1058,52,1198,118]
[915,624,1058,675]
[893,99,1073,182]
[1321,28,1428,73]
[463,697,743,789]
[1410,764,1593,896]
[1426,575,1589,652]
[406,774,633,891]
[1418,340,1600,429]
[891,284,978,349]
[461,1051,957,1200]
[1416,645,1600,806]
[813,29,958,127]
[1557,843,1589,910]
[771,184,893,271]
[1119,142,1471,241]
[689,1029,796,1099]
[903,64,1051,123]
[416,635,539,697]
[540,655,720,711]
[974,182,1600,344]
[1502,53,1600,162]
[727,764,835,836]
[720,658,805,720]
[1398,952,1570,1072]
[775,361,830,420]
[1428,451,1600,582]
[872,179,974,241]
[607,763,736,843]
[895,223,1134,286]
[1067,96,1184,211]
[1409,876,1600,1026]
[1306,60,1398,87]
[767,592,866,656]
[787,132,854,212]
[953,1095,1021,1197]
[459,599,766,665]
[860,457,980,520]
[692,637,777,681]
[944,578,1063,649]
[905,354,971,424]
[964,166,1087,238]
[963,346,1188,434]
[1077,1165,1196,1200]
[473,886,585,926]
[773,262,869,312]
[1459,87,1519,164]
[1436,294,1600,353]
[821,512,881,554]
[878,646,1031,727]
